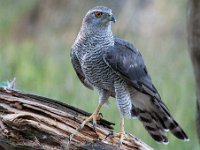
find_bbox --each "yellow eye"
[95,12,103,18]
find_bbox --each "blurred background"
[0,0,198,149]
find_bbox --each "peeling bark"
[0,88,153,150]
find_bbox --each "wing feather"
[103,37,158,99]
[70,48,93,90]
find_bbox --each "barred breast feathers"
[73,25,114,55]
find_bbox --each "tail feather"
[151,112,168,131]
[151,98,189,141]
[131,97,189,144]
[136,108,168,144]
[164,116,189,141]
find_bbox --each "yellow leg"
[120,115,125,133]
[119,115,125,144]
[105,115,130,144]
[69,103,103,142]
[80,103,103,129]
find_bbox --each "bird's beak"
[109,14,116,23]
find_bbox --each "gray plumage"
[71,6,188,143]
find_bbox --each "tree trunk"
[187,0,200,142]
[0,88,153,150]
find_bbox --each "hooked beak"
[109,14,116,23]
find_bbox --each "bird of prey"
[70,6,189,144]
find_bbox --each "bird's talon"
[92,122,97,130]
[105,131,114,139]
[119,133,125,145]
[80,123,85,130]
[105,131,130,144]
[94,113,102,121]
[98,113,103,119]
[67,103,104,145]
[69,134,72,142]
[119,140,123,145]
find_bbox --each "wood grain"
[0,88,153,150]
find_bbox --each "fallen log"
[0,88,153,150]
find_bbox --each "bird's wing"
[103,38,189,142]
[103,37,159,99]
[70,48,93,90]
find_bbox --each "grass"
[0,0,199,149]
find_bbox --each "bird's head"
[81,6,116,33]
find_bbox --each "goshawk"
[70,6,188,144]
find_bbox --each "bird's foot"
[68,103,104,149]
[80,112,103,130]
[69,113,103,142]
[105,131,130,145]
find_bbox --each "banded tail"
[131,98,189,144]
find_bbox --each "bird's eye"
[95,12,103,18]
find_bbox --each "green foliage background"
[0,0,198,149]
